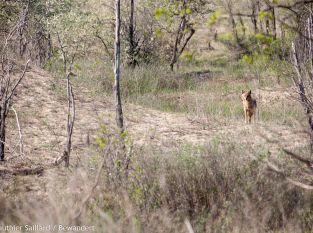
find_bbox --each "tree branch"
[6,59,30,102]
[11,106,24,156]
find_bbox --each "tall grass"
[2,140,312,233]
[46,53,298,122]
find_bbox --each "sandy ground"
[0,67,309,196]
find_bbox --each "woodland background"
[1,0,313,232]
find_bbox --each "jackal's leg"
[244,109,248,123]
[248,112,253,124]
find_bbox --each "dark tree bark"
[56,34,76,168]
[114,0,124,138]
[251,0,258,33]
[257,1,264,32]
[0,108,5,161]
[225,0,241,47]
[127,0,137,68]
[272,7,277,39]
[291,42,313,153]
[265,18,270,35]
[0,60,29,161]
[239,16,246,37]
[169,0,195,71]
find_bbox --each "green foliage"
[154,7,169,20]
[254,33,273,44]
[154,28,163,38]
[152,0,209,65]
[217,32,234,43]
[74,63,82,71]
[207,10,221,27]
[95,125,109,150]
[179,7,192,16]
[241,54,253,65]
[241,52,269,65]
[258,11,273,20]
[180,51,194,61]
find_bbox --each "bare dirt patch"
[1,67,309,197]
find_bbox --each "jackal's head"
[241,90,252,101]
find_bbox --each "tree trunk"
[127,0,136,68]
[0,106,6,161]
[169,0,188,71]
[251,0,258,33]
[265,18,270,35]
[257,1,264,32]
[227,1,240,46]
[272,7,276,39]
[114,0,124,137]
[239,16,246,37]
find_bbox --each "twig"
[71,139,113,223]
[57,32,77,167]
[0,166,44,176]
[54,151,67,166]
[266,159,313,190]
[0,139,19,157]
[282,149,313,171]
[11,106,24,156]
[184,219,195,233]
[6,59,30,102]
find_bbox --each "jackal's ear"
[241,90,245,94]
[248,90,251,95]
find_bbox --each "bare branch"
[282,149,313,171]
[266,159,313,190]
[6,59,30,102]
[71,139,113,223]
[0,166,44,176]
[11,106,24,156]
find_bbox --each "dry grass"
[1,54,312,232]
[1,139,312,233]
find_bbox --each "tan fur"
[241,90,257,124]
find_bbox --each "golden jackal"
[241,90,257,123]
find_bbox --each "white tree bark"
[114,0,124,138]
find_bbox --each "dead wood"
[0,166,44,176]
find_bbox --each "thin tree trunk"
[64,74,75,167]
[128,0,136,68]
[114,0,124,138]
[239,16,246,37]
[272,7,277,39]
[292,42,313,153]
[0,103,7,161]
[265,18,270,35]
[170,17,185,72]
[257,1,264,32]
[170,0,188,71]
[227,1,240,46]
[251,1,258,34]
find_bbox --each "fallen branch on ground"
[282,149,313,171]
[0,166,44,176]
[266,159,313,190]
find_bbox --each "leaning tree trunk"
[114,0,124,138]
